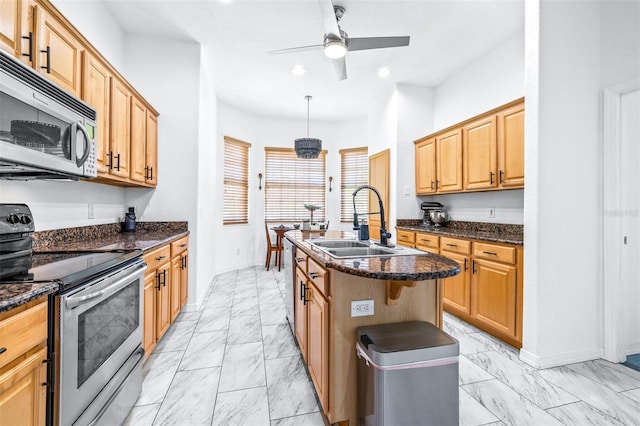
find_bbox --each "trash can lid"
[357,321,459,366]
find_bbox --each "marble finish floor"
[125,266,640,425]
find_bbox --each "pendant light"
[295,95,322,159]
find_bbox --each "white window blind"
[264,148,326,222]
[340,147,368,222]
[223,137,250,225]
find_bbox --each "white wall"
[521,0,604,367]
[215,102,368,273]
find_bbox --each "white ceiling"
[101,0,524,121]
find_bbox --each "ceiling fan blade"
[318,0,340,38]
[331,56,347,81]
[347,36,410,52]
[268,44,323,55]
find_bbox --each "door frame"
[603,77,640,362]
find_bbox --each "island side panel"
[328,270,440,425]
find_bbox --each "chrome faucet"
[352,185,392,247]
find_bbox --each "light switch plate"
[351,300,374,317]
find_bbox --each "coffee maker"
[421,202,447,227]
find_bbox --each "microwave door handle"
[74,121,92,167]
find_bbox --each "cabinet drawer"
[440,237,471,255]
[473,242,516,264]
[294,250,308,271]
[171,236,189,257]
[308,258,328,297]
[415,232,439,249]
[0,302,47,370]
[397,230,415,245]
[144,244,171,270]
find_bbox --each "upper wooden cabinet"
[415,98,524,195]
[1,0,159,188]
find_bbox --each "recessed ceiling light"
[291,65,306,75]
[377,67,391,78]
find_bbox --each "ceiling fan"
[268,0,410,81]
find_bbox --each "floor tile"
[566,358,640,392]
[462,379,563,425]
[546,401,625,426]
[234,284,258,299]
[459,388,500,426]
[212,387,270,426]
[153,320,197,353]
[227,314,262,344]
[153,367,220,425]
[196,306,231,332]
[265,355,309,385]
[231,295,260,317]
[262,323,300,359]
[466,351,578,409]
[137,351,184,405]
[174,311,202,322]
[218,341,266,392]
[459,354,494,385]
[270,412,325,426]
[538,365,640,425]
[124,403,160,426]
[178,330,227,371]
[268,378,320,420]
[259,302,288,326]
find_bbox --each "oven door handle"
[65,267,143,309]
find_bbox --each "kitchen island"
[285,230,459,425]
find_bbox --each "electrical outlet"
[88,204,95,219]
[351,300,374,317]
[488,206,495,218]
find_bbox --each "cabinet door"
[155,262,171,341]
[145,111,158,185]
[37,6,82,96]
[307,284,329,412]
[0,347,47,425]
[82,52,110,174]
[110,77,131,179]
[436,129,463,192]
[179,252,188,309]
[442,252,471,315]
[498,102,525,188]
[415,138,436,194]
[472,258,517,338]
[0,0,20,57]
[170,255,182,323]
[464,116,497,190]
[368,149,390,241]
[143,273,156,359]
[294,267,308,361]
[130,96,147,183]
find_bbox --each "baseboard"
[520,347,604,369]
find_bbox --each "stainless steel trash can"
[356,321,459,426]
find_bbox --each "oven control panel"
[0,204,34,235]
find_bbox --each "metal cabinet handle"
[295,257,305,263]
[22,32,33,62]
[446,243,457,247]
[145,166,154,181]
[115,153,121,171]
[499,170,504,184]
[309,272,319,279]
[472,260,477,274]
[156,255,166,261]
[430,180,434,190]
[40,46,51,73]
[107,152,113,169]
[490,171,495,185]
[463,258,468,271]
[299,280,306,301]
[436,180,440,189]
[0,347,6,355]
[483,251,498,256]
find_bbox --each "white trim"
[520,347,603,369]
[603,77,640,363]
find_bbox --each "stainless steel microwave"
[0,50,97,180]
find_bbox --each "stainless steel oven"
[54,258,145,426]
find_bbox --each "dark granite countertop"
[285,230,460,281]
[396,220,523,245]
[1,222,188,314]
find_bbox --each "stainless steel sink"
[307,239,371,249]
[324,247,399,258]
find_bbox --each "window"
[223,137,250,225]
[264,148,326,222]
[340,147,368,222]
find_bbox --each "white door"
[620,87,640,357]
[604,79,640,362]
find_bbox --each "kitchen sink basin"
[306,239,371,249]
[324,247,399,258]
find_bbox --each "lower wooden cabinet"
[441,251,471,316]
[472,257,518,339]
[143,236,189,361]
[0,299,48,425]
[294,260,329,413]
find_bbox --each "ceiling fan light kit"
[295,95,322,159]
[324,38,347,59]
